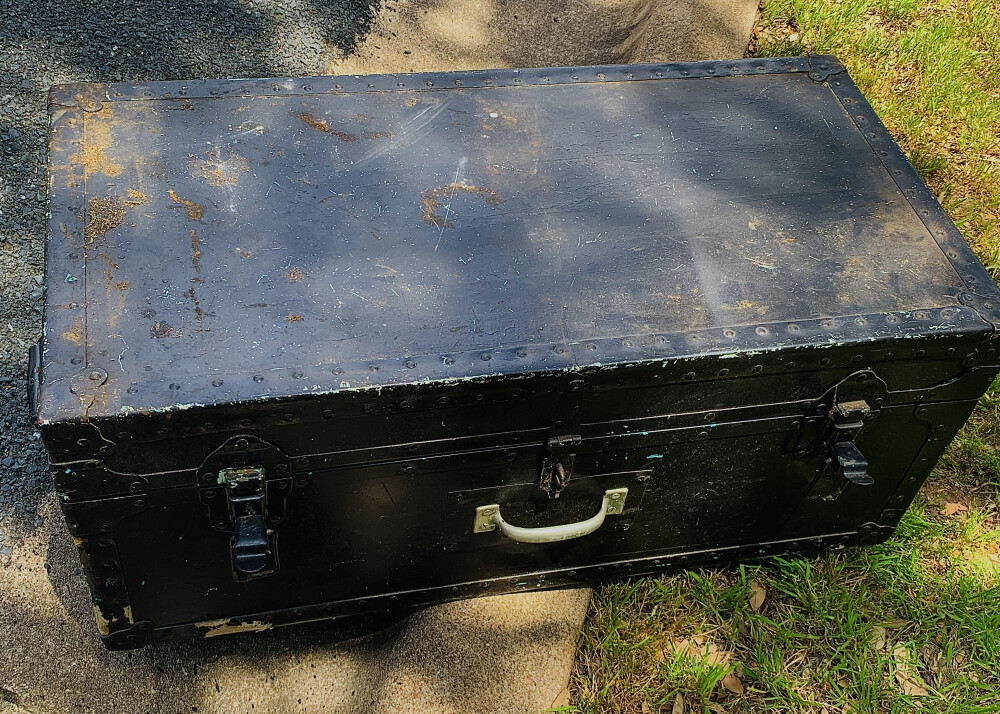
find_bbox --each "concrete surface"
[0,0,757,711]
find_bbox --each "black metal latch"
[540,434,581,498]
[822,400,874,487]
[220,467,271,577]
[539,379,587,499]
[198,435,292,581]
[792,370,887,501]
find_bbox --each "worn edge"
[46,56,815,104]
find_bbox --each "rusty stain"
[351,113,372,124]
[237,248,252,258]
[419,182,504,229]
[168,189,204,221]
[286,314,304,323]
[298,112,358,142]
[167,98,194,110]
[115,280,131,291]
[188,147,250,187]
[189,230,203,275]
[126,189,146,205]
[405,98,419,108]
[72,105,123,178]
[62,316,83,345]
[363,131,394,140]
[197,619,273,638]
[187,287,204,321]
[376,263,398,275]
[285,267,306,283]
[151,321,174,338]
[105,268,114,297]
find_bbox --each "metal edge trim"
[47,56,816,104]
[823,67,1000,315]
[42,304,991,422]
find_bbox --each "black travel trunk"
[35,57,1000,648]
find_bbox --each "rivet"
[212,378,223,387]
[253,375,264,382]
[717,368,729,377]
[236,438,249,448]
[283,413,295,421]
[292,371,304,379]
[819,357,831,367]
[480,352,492,361]
[76,438,89,447]
[71,356,83,365]
[443,356,456,366]
[684,371,696,380]
[723,329,736,338]
[751,365,763,374]
[755,326,768,336]
[405,360,416,369]
[126,386,138,394]
[322,410,333,420]
[368,364,379,373]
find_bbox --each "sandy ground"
[0,0,756,711]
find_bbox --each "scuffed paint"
[93,606,111,635]
[196,618,273,638]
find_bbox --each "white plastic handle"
[473,488,628,543]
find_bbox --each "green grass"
[569,1,1000,711]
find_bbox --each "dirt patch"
[188,147,250,187]
[84,191,146,243]
[419,181,503,229]
[332,0,758,75]
[168,189,204,221]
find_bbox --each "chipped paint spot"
[297,112,359,142]
[286,314,304,323]
[123,605,134,624]
[62,316,83,345]
[93,606,111,635]
[284,267,306,283]
[168,188,204,221]
[150,321,174,338]
[196,618,273,638]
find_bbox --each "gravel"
[0,0,375,548]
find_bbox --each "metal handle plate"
[473,488,628,543]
